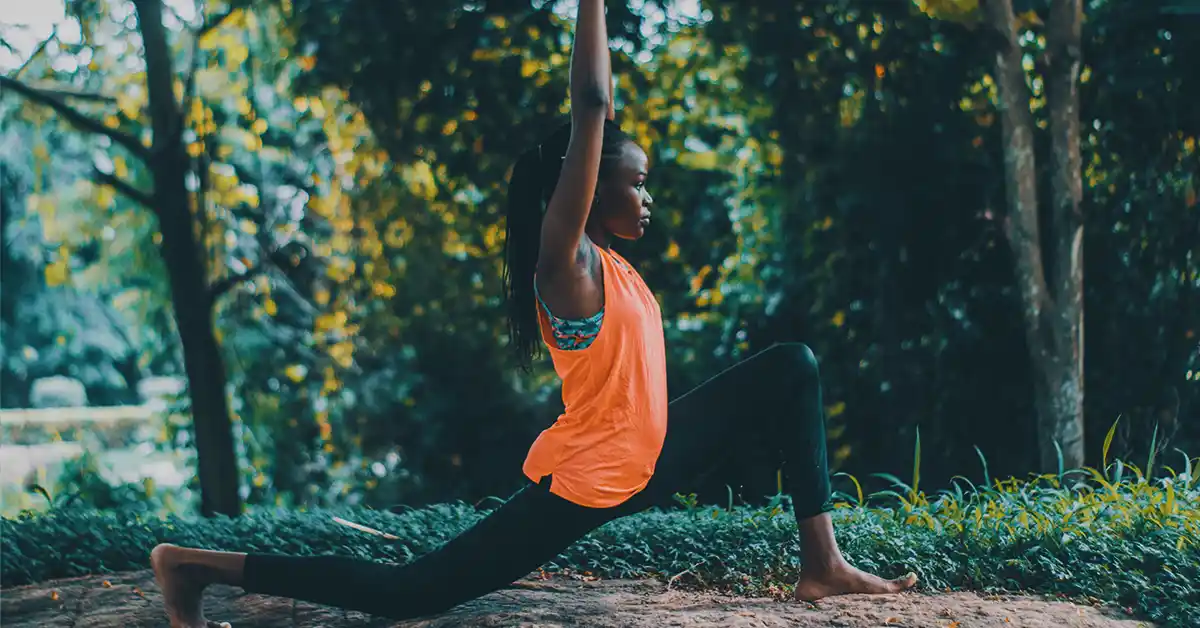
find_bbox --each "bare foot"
[150,544,230,628]
[793,560,917,602]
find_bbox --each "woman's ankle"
[795,512,846,572]
[159,546,247,588]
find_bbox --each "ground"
[1,571,1153,628]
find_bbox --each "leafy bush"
[5,444,1198,626]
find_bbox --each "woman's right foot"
[150,544,230,628]
[793,560,917,602]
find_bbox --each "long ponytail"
[502,119,633,370]
[503,146,547,371]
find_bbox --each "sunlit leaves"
[913,0,981,24]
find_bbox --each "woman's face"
[594,142,653,240]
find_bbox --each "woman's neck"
[585,224,612,250]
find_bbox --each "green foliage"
[4,0,1197,518]
[4,456,1197,626]
[24,452,168,514]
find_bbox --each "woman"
[151,2,916,626]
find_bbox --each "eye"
[634,181,645,190]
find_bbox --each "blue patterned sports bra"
[534,255,634,350]
[535,284,603,350]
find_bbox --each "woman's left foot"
[793,561,917,602]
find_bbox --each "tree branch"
[0,76,149,161]
[209,264,267,299]
[12,27,56,80]
[180,3,249,128]
[93,168,155,210]
[19,85,117,103]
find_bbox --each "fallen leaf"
[50,590,59,601]
[885,618,901,625]
[102,580,112,588]
[947,622,960,628]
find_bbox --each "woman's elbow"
[572,84,611,114]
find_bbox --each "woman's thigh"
[621,343,820,511]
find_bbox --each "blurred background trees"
[1,0,1196,517]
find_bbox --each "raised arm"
[536,0,611,278]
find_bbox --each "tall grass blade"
[975,445,991,486]
[1145,422,1159,482]
[1102,415,1121,478]
[1054,440,1065,479]
[834,472,865,506]
[1179,449,1196,489]
[912,426,922,503]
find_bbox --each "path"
[1,570,1152,627]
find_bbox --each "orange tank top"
[523,244,669,508]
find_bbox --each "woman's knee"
[759,342,820,382]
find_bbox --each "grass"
[3,424,1197,627]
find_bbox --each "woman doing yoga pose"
[151,2,916,625]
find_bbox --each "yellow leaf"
[284,364,307,382]
[264,298,277,316]
[665,241,681,260]
[117,92,141,119]
[442,120,458,136]
[113,156,128,178]
[329,341,354,368]
[689,265,712,293]
[228,43,249,67]
[831,311,846,327]
[680,150,718,170]
[44,257,69,286]
[372,282,396,298]
[252,118,268,135]
[520,58,540,78]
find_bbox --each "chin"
[614,225,643,241]
[614,228,644,241]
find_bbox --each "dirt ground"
[0,570,1154,627]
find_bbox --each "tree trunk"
[134,0,241,516]
[1043,0,1086,471]
[984,0,1085,472]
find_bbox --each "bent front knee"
[763,342,819,381]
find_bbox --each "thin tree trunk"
[134,0,241,516]
[984,0,1085,472]
[1044,0,1086,470]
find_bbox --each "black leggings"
[243,343,833,619]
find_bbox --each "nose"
[643,189,654,206]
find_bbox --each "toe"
[888,572,918,592]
